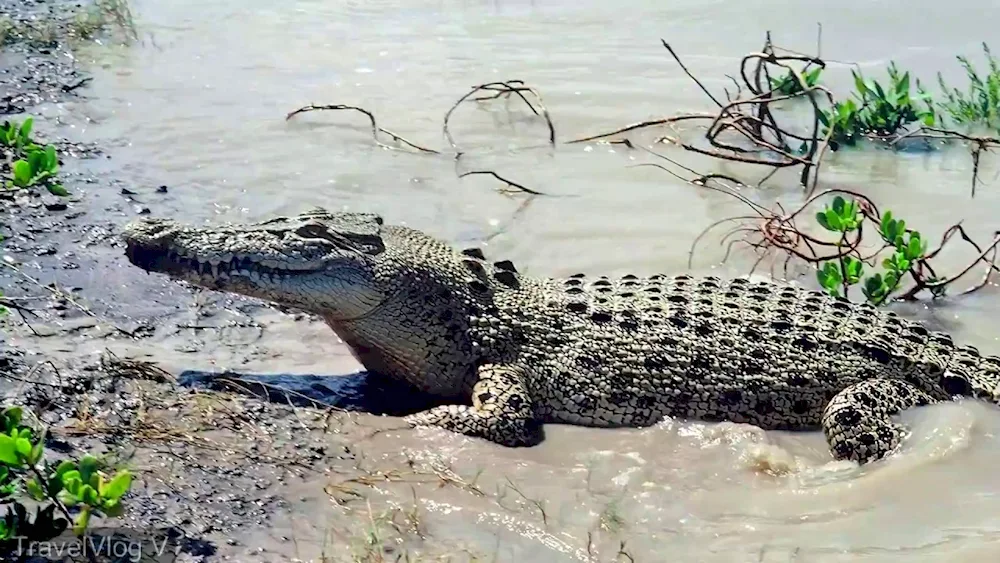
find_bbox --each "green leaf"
[46,183,68,197]
[1,408,22,433]
[14,437,31,460]
[907,234,925,259]
[81,484,99,506]
[844,257,864,283]
[18,117,33,144]
[72,507,91,536]
[817,262,842,294]
[58,491,76,507]
[880,211,893,232]
[12,160,32,186]
[816,211,832,231]
[100,470,132,500]
[832,196,846,215]
[55,460,76,479]
[78,454,98,485]
[25,478,46,501]
[101,499,124,518]
[28,441,44,466]
[27,149,44,175]
[885,269,900,288]
[853,70,868,97]
[0,435,20,465]
[61,470,82,495]
[43,145,58,173]
[826,211,844,232]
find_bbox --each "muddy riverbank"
[6,0,1000,562]
[0,2,441,561]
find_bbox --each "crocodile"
[120,207,1000,465]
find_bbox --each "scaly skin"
[121,208,1000,464]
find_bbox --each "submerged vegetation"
[816,63,938,149]
[937,43,1000,131]
[783,42,1000,148]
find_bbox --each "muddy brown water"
[21,0,1000,560]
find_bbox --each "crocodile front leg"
[403,364,543,446]
[821,378,939,464]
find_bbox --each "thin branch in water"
[566,114,713,144]
[661,40,723,108]
[482,196,539,243]
[285,104,441,154]
[443,81,555,153]
[457,170,548,196]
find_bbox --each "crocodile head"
[121,207,391,319]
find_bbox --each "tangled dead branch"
[569,34,835,192]
[443,80,555,153]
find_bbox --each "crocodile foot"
[403,364,543,446]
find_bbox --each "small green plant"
[1,117,68,197]
[937,42,1000,131]
[819,63,937,149]
[814,196,930,305]
[0,117,38,152]
[8,145,66,196]
[0,406,133,546]
[769,66,823,96]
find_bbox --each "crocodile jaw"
[121,216,385,317]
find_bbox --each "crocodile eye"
[295,223,332,240]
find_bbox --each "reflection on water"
[65,0,1000,559]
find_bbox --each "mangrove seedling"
[0,117,38,153]
[7,144,67,196]
[769,66,824,96]
[937,42,1000,131]
[814,196,930,305]
[819,63,938,149]
[0,405,133,545]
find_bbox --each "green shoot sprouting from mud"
[1,117,68,196]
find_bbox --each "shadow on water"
[176,369,451,415]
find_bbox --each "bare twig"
[285,104,440,154]
[458,170,548,196]
[661,40,724,108]
[566,114,713,144]
[443,80,555,153]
